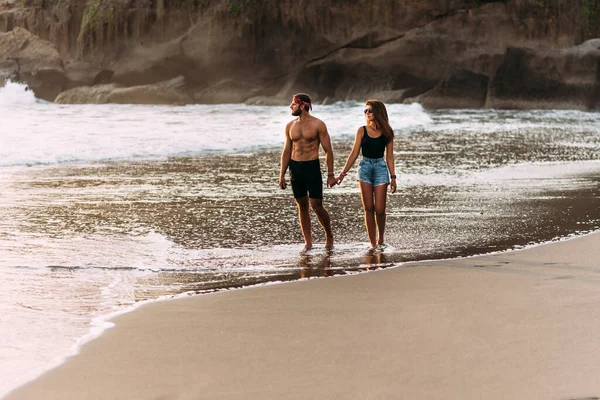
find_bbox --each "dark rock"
[0,27,67,101]
[245,96,289,106]
[489,41,600,109]
[55,76,193,104]
[2,0,600,108]
[54,84,118,104]
[193,79,261,104]
[418,70,489,109]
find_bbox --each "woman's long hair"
[366,99,394,144]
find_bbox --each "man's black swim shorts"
[289,159,323,199]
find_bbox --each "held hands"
[335,171,348,186]
[326,175,337,188]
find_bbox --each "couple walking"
[278,93,397,251]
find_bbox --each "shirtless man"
[279,93,336,251]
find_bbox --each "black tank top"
[361,126,386,159]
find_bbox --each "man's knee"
[309,198,324,211]
[295,196,309,210]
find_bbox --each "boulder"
[107,84,192,105]
[192,79,261,104]
[417,70,490,109]
[488,40,600,109]
[245,96,289,106]
[54,83,119,104]
[55,76,193,104]
[0,27,67,101]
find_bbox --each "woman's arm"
[386,138,397,193]
[336,127,363,184]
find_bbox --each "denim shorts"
[358,157,390,186]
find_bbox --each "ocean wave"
[0,87,432,168]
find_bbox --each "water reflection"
[299,251,334,279]
[363,248,390,270]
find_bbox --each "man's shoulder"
[285,119,297,129]
[287,116,325,131]
[313,117,328,133]
[311,116,325,125]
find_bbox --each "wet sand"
[5,232,600,399]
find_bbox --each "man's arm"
[318,120,336,188]
[279,123,293,190]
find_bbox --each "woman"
[336,99,397,249]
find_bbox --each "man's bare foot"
[325,235,334,249]
[302,243,313,252]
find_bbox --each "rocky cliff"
[1,0,600,109]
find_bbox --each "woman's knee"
[363,205,375,213]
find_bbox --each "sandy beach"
[5,232,600,399]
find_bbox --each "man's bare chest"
[290,125,318,142]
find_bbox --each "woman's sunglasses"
[363,108,373,114]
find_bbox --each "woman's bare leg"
[359,182,376,248]
[374,184,389,245]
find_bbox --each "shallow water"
[1,80,600,396]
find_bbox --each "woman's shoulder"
[363,125,384,138]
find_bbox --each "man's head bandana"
[292,96,312,111]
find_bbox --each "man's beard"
[292,108,303,117]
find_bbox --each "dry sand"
[5,233,600,400]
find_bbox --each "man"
[279,93,336,251]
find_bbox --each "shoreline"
[1,228,594,398]
[5,230,600,399]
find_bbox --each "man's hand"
[327,176,337,188]
[279,177,287,190]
